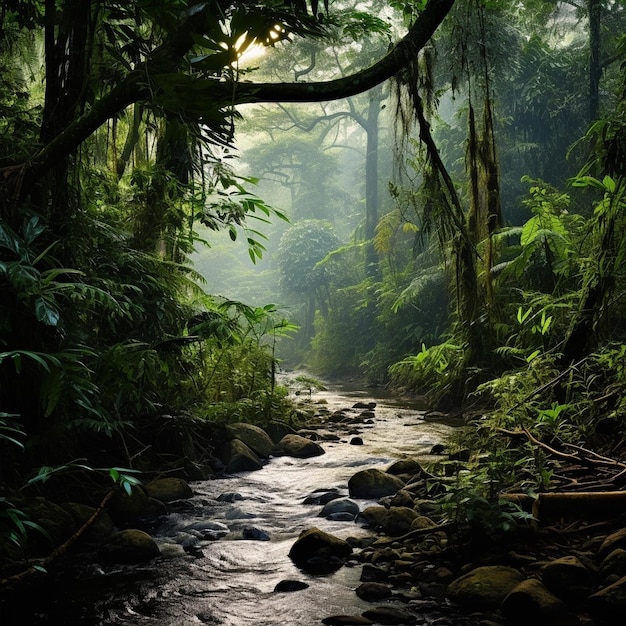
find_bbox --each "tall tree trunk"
[588,0,602,122]
[365,85,384,277]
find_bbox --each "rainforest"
[1,1,626,624]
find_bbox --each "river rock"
[348,468,405,499]
[265,420,297,444]
[304,488,342,505]
[598,527,626,557]
[273,433,325,458]
[501,578,569,624]
[361,563,389,582]
[386,458,426,478]
[589,574,626,617]
[18,497,75,554]
[62,501,115,539]
[242,526,270,541]
[99,528,161,563]
[355,582,393,601]
[353,401,376,410]
[217,492,244,503]
[446,565,525,610]
[108,486,167,523]
[274,579,310,592]
[144,477,193,502]
[320,498,360,519]
[225,438,264,473]
[322,616,374,625]
[361,606,415,624]
[600,548,626,578]
[182,520,229,540]
[225,422,275,458]
[356,505,388,529]
[539,555,594,599]
[379,506,420,536]
[387,490,416,509]
[288,527,352,573]
[331,512,360,522]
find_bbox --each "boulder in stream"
[225,422,275,458]
[274,579,310,592]
[272,433,325,458]
[288,527,352,573]
[144,477,193,502]
[224,439,264,473]
[348,468,405,499]
[242,526,270,541]
[386,457,427,478]
[319,497,360,519]
[99,528,161,564]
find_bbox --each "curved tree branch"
[230,0,453,104]
[7,0,454,193]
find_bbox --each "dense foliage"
[0,0,456,560]
[2,0,626,572]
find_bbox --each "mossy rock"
[288,527,352,573]
[225,423,275,458]
[107,487,167,523]
[446,565,525,610]
[99,528,161,564]
[144,477,193,502]
[18,497,76,554]
[348,468,405,499]
[273,434,325,459]
[224,439,264,473]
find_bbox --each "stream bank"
[3,377,624,625]
[0,378,459,625]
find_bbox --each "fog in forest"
[189,0,611,380]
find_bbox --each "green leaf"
[34,297,60,326]
[603,175,616,193]
[519,216,540,247]
[570,175,605,190]
[23,216,45,245]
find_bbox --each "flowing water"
[3,379,459,626]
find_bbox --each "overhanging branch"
[6,0,454,193]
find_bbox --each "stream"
[3,379,459,626]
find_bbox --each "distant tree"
[275,219,342,344]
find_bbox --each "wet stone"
[362,605,416,624]
[355,582,393,601]
[304,488,343,505]
[274,580,310,592]
[242,526,270,541]
[217,492,244,503]
[322,616,374,625]
[353,401,377,410]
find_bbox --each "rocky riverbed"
[2,384,626,625]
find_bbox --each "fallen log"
[502,491,626,522]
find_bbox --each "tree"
[0,0,454,209]
[276,219,341,345]
[0,0,455,453]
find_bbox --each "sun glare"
[233,24,284,67]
